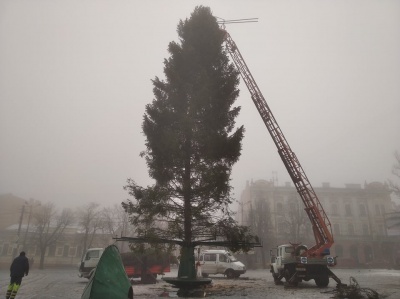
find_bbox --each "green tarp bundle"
[81,245,132,299]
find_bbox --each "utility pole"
[12,204,26,259]
[22,205,33,250]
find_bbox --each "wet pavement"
[0,267,399,298]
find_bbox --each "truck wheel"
[315,274,329,287]
[226,269,235,279]
[271,269,281,285]
[284,268,292,282]
[284,268,298,286]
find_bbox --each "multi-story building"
[237,180,399,268]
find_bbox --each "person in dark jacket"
[6,251,29,299]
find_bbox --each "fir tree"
[123,6,258,279]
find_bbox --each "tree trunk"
[83,230,88,254]
[39,248,46,269]
[178,245,196,279]
[260,247,266,269]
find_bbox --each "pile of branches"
[322,277,383,299]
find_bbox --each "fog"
[1,1,399,209]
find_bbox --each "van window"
[226,252,237,262]
[86,250,100,259]
[219,254,227,262]
[204,254,217,262]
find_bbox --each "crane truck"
[221,28,344,287]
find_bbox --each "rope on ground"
[321,276,383,299]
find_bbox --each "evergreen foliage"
[123,6,258,252]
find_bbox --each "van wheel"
[226,269,235,279]
[201,273,209,278]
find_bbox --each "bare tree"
[31,202,74,269]
[76,202,103,254]
[389,151,400,200]
[280,195,307,243]
[101,204,134,252]
[247,198,274,269]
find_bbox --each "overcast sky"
[1,0,399,209]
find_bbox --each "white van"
[198,249,246,278]
[78,248,104,279]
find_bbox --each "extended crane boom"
[221,29,333,257]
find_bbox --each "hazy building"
[237,180,399,268]
[0,194,114,268]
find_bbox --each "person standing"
[6,251,29,299]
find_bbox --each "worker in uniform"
[6,251,29,299]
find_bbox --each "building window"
[68,247,77,257]
[345,204,352,216]
[7,245,14,256]
[334,223,341,236]
[380,205,385,216]
[359,204,367,216]
[77,245,83,258]
[364,246,373,262]
[0,244,8,256]
[48,245,56,257]
[63,245,70,257]
[348,223,355,235]
[335,245,344,257]
[378,225,384,235]
[375,204,381,216]
[350,245,359,264]
[332,204,339,216]
[362,224,369,235]
[56,247,64,257]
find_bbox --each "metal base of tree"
[163,244,211,296]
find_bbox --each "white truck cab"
[78,248,104,279]
[270,244,338,287]
[198,249,246,279]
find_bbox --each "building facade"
[237,180,399,269]
[0,194,118,269]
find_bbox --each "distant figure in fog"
[6,251,29,299]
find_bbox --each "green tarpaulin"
[81,245,132,299]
